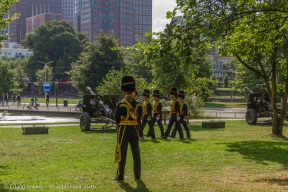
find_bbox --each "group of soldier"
[112,75,191,181]
[136,87,191,140]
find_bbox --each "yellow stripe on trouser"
[115,125,126,163]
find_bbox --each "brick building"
[26,13,62,34]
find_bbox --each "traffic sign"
[43,82,50,92]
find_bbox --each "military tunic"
[114,95,142,180]
[139,99,153,137]
[147,100,165,137]
[171,101,191,138]
[163,99,184,139]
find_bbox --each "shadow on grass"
[118,179,150,192]
[224,140,288,169]
[254,177,288,186]
[81,129,116,134]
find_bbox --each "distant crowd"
[1,93,22,107]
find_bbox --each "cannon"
[79,87,119,131]
[244,87,288,125]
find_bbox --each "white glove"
[156,117,160,121]
[177,117,180,121]
[147,117,151,121]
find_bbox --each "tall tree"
[0,59,17,93]
[22,21,87,81]
[70,32,125,93]
[0,0,20,43]
[150,0,288,136]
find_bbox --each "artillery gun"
[245,87,288,124]
[79,87,119,131]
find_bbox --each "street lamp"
[37,61,53,97]
[55,79,58,107]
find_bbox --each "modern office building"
[9,0,62,44]
[74,0,152,46]
[62,0,74,25]
[26,13,62,34]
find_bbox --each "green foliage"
[152,0,288,135]
[185,96,206,119]
[0,59,17,93]
[71,33,125,93]
[34,65,53,94]
[223,73,229,88]
[96,68,149,100]
[0,0,20,43]
[22,21,87,81]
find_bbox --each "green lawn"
[0,121,287,191]
[204,102,247,108]
[19,98,81,105]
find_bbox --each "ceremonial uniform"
[133,91,142,131]
[146,90,165,137]
[171,90,191,138]
[162,87,184,139]
[113,76,142,180]
[139,89,153,139]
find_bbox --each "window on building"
[139,6,142,14]
[143,16,146,24]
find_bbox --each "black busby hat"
[143,89,150,97]
[121,76,135,92]
[153,90,160,97]
[169,87,177,96]
[178,90,185,98]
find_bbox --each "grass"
[14,98,81,105]
[0,121,288,192]
[204,102,247,108]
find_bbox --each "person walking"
[5,93,9,106]
[46,93,50,107]
[146,89,165,138]
[34,96,38,110]
[112,76,142,181]
[17,93,21,106]
[170,90,191,139]
[162,87,184,139]
[138,89,153,141]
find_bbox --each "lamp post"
[55,79,58,107]
[37,61,53,97]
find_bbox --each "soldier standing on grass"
[112,76,142,181]
[139,89,154,141]
[146,90,165,138]
[170,90,191,139]
[162,87,184,139]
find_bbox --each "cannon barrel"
[244,87,254,94]
[86,87,96,95]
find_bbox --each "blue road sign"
[43,82,50,92]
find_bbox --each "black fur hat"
[178,90,185,98]
[169,87,177,96]
[143,89,150,97]
[153,90,160,97]
[121,76,135,92]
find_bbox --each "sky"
[152,0,177,32]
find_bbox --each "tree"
[151,0,288,136]
[34,65,53,94]
[22,21,87,81]
[0,59,17,94]
[96,68,149,100]
[0,0,20,43]
[70,33,125,93]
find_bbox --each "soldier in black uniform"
[162,87,184,139]
[133,90,141,133]
[139,89,153,140]
[112,76,142,181]
[170,90,191,138]
[146,90,165,138]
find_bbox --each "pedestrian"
[112,76,142,181]
[4,93,8,106]
[17,93,21,106]
[138,89,153,141]
[30,97,34,107]
[46,93,50,107]
[34,96,38,110]
[146,89,165,138]
[170,90,191,139]
[162,87,184,139]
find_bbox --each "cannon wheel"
[246,108,257,125]
[80,112,91,131]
